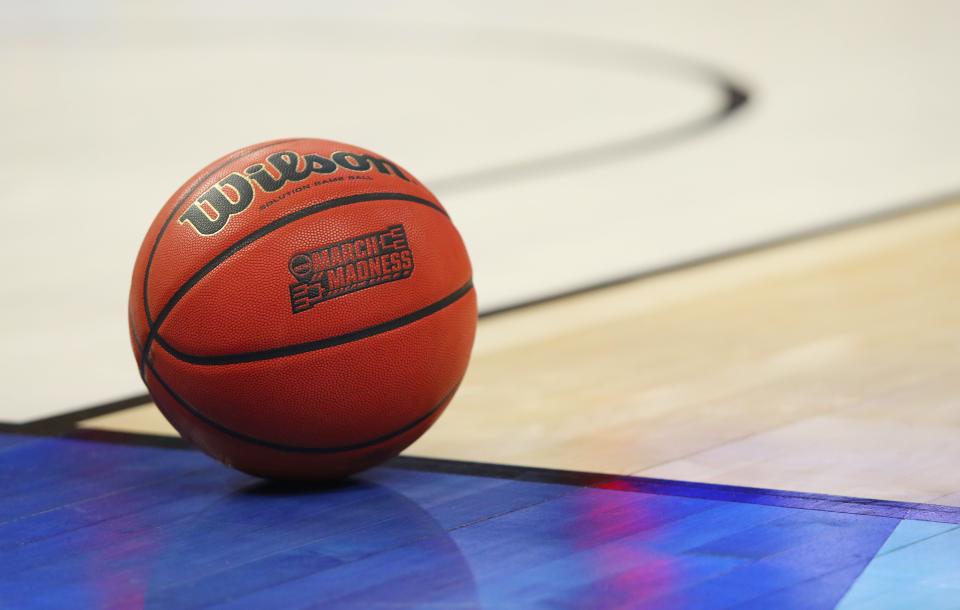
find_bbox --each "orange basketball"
[128,139,477,479]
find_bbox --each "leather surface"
[129,139,476,479]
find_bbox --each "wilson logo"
[178,151,410,236]
[288,225,414,313]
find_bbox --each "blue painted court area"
[0,432,958,610]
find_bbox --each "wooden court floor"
[6,5,960,608]
[82,195,960,506]
[4,193,960,610]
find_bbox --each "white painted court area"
[2,1,959,419]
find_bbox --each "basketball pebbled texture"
[128,138,477,479]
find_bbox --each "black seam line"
[128,309,142,358]
[142,139,301,327]
[137,191,447,380]
[145,351,462,453]
[157,279,474,366]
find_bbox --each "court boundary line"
[19,186,960,430]
[390,456,960,525]
[4,426,959,525]
[482,187,960,317]
[16,394,155,436]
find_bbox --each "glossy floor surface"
[2,431,959,610]
[4,3,960,608]
[86,200,960,507]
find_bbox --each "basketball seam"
[141,138,301,327]
[156,279,474,365]
[137,191,448,380]
[144,354,462,453]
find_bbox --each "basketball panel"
[146,363,455,480]
[142,139,439,323]
[157,199,470,358]
[147,288,476,449]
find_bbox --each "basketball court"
[3,1,960,608]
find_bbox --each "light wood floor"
[84,201,960,506]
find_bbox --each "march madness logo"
[288,225,414,313]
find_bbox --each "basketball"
[128,138,477,480]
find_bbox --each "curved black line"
[428,64,748,194]
[137,192,447,379]
[431,80,748,194]
[17,33,752,430]
[142,139,301,326]
[132,36,748,389]
[158,280,474,366]
[145,354,461,453]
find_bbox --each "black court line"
[4,30,958,532]
[389,456,960,525]
[17,394,155,436]
[2,34,954,476]
[6,425,960,526]
[422,28,750,195]
[3,39,750,433]
[13,188,960,433]
[429,84,747,195]
[481,187,960,317]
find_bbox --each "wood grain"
[8,430,943,609]
[83,201,960,505]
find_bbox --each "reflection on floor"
[2,432,957,609]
